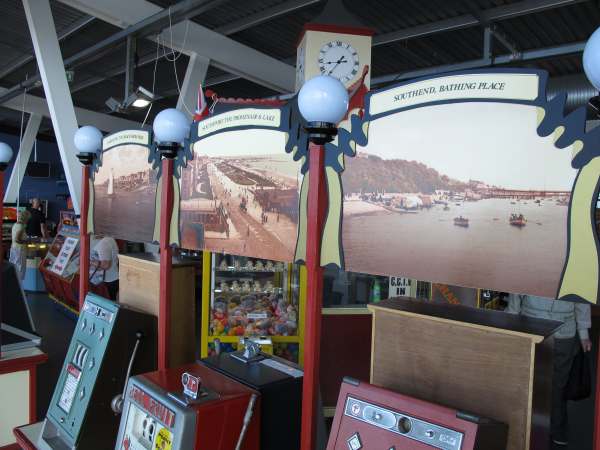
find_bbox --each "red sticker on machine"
[129,386,176,427]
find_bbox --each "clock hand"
[323,58,348,65]
[327,56,349,75]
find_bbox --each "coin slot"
[397,417,412,434]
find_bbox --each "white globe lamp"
[584,27,600,117]
[298,75,349,144]
[152,108,190,158]
[74,125,103,165]
[584,27,600,91]
[0,142,13,171]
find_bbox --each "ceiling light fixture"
[126,86,155,109]
[105,86,154,113]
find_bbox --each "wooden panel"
[371,308,546,450]
[371,297,561,339]
[320,312,372,407]
[169,265,197,366]
[119,256,160,315]
[118,254,196,366]
[0,370,29,446]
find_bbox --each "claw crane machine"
[200,252,305,364]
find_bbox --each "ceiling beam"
[0,15,96,81]
[0,0,226,105]
[215,0,322,35]
[373,0,583,47]
[56,0,296,92]
[0,88,145,132]
[68,0,316,97]
[371,40,586,86]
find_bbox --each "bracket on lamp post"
[157,142,181,159]
[76,152,96,166]
[305,121,338,145]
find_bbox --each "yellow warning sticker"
[154,428,173,450]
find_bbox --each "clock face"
[318,41,360,83]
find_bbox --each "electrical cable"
[162,6,189,63]
[141,34,162,129]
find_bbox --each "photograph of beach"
[342,101,577,298]
[180,129,301,262]
[93,145,157,242]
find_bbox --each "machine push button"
[347,433,362,450]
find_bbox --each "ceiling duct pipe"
[547,73,598,116]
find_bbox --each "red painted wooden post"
[0,170,4,264]
[78,165,90,311]
[301,142,328,450]
[0,169,4,359]
[158,157,174,370]
[594,332,600,450]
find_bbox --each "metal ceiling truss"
[372,40,586,86]
[201,0,584,91]
[2,0,586,107]
[0,14,96,81]
[0,0,229,105]
[55,0,296,92]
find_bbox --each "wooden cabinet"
[368,297,560,450]
[118,253,197,367]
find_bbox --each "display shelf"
[201,251,305,364]
[215,269,286,274]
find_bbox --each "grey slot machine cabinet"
[39,294,157,449]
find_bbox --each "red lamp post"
[74,126,103,311]
[152,108,190,371]
[297,75,349,450]
[0,142,13,264]
[0,142,14,359]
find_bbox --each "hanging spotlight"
[105,86,154,113]
[125,86,155,109]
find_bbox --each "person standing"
[9,210,31,281]
[505,294,592,446]
[26,198,48,238]
[90,235,120,301]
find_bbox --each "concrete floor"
[26,292,597,449]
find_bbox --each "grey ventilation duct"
[547,74,598,116]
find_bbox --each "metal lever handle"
[235,393,258,450]
[111,331,143,414]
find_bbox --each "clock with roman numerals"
[318,40,360,84]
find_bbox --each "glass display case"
[201,252,304,363]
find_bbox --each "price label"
[58,363,81,413]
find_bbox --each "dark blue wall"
[1,131,70,226]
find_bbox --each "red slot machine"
[115,363,260,450]
[327,378,507,450]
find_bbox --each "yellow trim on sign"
[200,251,211,358]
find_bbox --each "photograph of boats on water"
[343,101,577,298]
[180,129,302,262]
[93,145,157,242]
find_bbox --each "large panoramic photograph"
[342,101,577,298]
[180,129,301,262]
[93,144,157,242]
